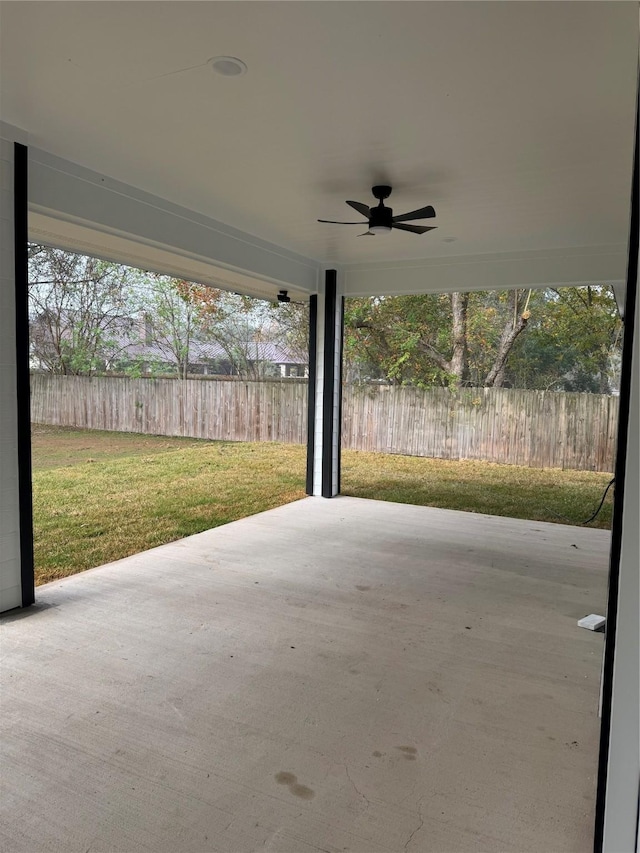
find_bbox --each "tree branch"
[484,290,531,387]
[416,340,451,373]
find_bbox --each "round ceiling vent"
[209,56,248,77]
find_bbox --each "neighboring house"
[28,310,137,374]
[111,336,308,378]
[197,341,308,378]
[29,310,307,378]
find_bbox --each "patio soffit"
[0,1,637,292]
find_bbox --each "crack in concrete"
[403,799,425,851]
[344,764,370,812]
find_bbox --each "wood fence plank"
[29,376,618,472]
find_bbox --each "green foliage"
[344,287,621,391]
[28,244,309,381]
[140,275,223,378]
[344,294,451,386]
[31,245,617,392]
[270,300,309,363]
[131,282,309,380]
[508,287,621,392]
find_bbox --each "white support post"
[600,218,639,853]
[598,88,639,851]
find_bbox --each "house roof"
[118,337,305,367]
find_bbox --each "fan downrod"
[372,185,392,202]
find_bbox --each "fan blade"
[318,219,368,224]
[346,200,371,217]
[392,223,437,235]
[392,205,436,223]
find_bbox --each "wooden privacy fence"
[31,375,619,471]
[341,385,618,472]
[30,374,308,445]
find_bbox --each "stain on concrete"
[395,746,418,760]
[355,585,371,591]
[372,751,382,757]
[274,772,315,799]
[290,783,315,800]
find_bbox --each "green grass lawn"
[31,426,613,585]
[341,451,613,529]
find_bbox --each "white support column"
[311,269,343,497]
[0,122,31,612]
[311,289,325,496]
[601,224,639,853]
[598,83,638,850]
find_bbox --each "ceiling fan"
[318,185,437,236]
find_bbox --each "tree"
[507,286,622,392]
[142,276,223,379]
[269,299,309,367]
[29,244,309,381]
[476,289,532,387]
[343,286,620,391]
[28,245,140,375]
[139,283,307,380]
[344,289,532,388]
[205,294,308,380]
[204,293,269,379]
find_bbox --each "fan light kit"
[318,186,437,237]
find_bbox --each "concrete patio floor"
[1,497,610,853]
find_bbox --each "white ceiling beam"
[341,246,627,297]
[28,146,320,299]
[20,136,630,300]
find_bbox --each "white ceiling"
[1,1,638,266]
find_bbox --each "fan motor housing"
[369,206,393,228]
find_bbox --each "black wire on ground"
[544,477,615,526]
